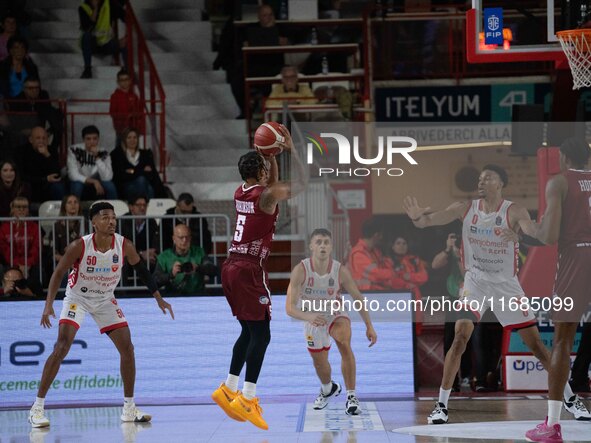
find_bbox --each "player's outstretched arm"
[41,238,84,328]
[339,266,377,347]
[124,240,174,319]
[286,263,326,326]
[403,196,467,228]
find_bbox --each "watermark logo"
[305,132,418,177]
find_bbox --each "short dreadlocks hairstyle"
[560,137,590,167]
[238,151,266,181]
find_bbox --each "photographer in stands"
[153,223,216,295]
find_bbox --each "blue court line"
[296,401,306,432]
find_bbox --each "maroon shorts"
[553,246,591,322]
[221,255,271,321]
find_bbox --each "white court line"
[303,402,384,432]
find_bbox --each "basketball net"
[557,29,591,89]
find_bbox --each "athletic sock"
[347,389,356,398]
[438,387,452,408]
[547,400,562,426]
[225,374,239,393]
[34,397,45,408]
[124,397,134,407]
[563,382,575,402]
[321,382,333,395]
[242,382,256,400]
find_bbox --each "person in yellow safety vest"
[347,217,409,291]
[78,0,125,79]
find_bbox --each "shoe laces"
[570,395,588,412]
[250,397,263,414]
[347,395,360,406]
[31,405,44,417]
[431,402,445,415]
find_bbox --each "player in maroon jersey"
[525,138,591,442]
[212,124,306,430]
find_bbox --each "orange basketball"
[253,122,285,156]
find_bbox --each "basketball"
[253,122,285,156]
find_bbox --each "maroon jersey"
[228,183,278,263]
[559,169,591,250]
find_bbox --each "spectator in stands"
[120,194,159,269]
[265,65,317,108]
[52,194,84,265]
[432,232,470,391]
[8,76,64,154]
[18,127,66,203]
[0,36,38,98]
[161,193,213,254]
[0,159,30,217]
[78,0,125,79]
[109,69,145,141]
[231,4,288,118]
[0,196,39,277]
[110,127,165,200]
[153,223,216,294]
[67,125,117,199]
[347,217,408,291]
[0,13,18,61]
[0,266,38,298]
[388,235,428,290]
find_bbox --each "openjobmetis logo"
[305,132,418,177]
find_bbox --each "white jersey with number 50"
[462,199,519,283]
[66,233,125,299]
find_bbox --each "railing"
[125,2,167,181]
[274,106,350,261]
[0,214,231,293]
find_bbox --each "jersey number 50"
[233,215,246,242]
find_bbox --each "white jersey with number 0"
[462,199,518,283]
[66,233,125,299]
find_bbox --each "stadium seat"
[147,198,176,217]
[38,200,63,234]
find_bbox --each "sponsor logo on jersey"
[86,267,94,273]
[113,254,119,263]
[495,216,502,226]
[494,227,502,236]
[111,265,119,272]
[305,288,312,294]
[327,288,334,296]
[259,296,270,305]
[69,304,77,310]
[81,287,88,293]
[470,226,477,233]
[67,310,76,319]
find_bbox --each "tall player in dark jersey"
[212,124,306,430]
[525,138,591,442]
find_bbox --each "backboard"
[466,0,588,64]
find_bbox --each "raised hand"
[403,196,431,221]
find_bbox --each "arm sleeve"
[96,153,114,181]
[132,260,159,293]
[408,259,429,285]
[350,250,397,285]
[67,148,87,183]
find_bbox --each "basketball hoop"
[557,29,591,89]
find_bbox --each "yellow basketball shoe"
[211,383,246,422]
[229,394,268,430]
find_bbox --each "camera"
[14,279,28,289]
[180,262,194,274]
